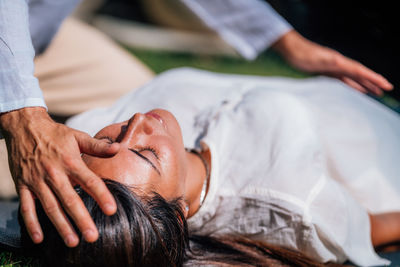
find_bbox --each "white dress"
[67,68,400,266]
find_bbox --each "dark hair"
[22,180,343,267]
[22,180,188,267]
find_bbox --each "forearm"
[272,30,306,57]
[271,29,330,71]
[369,213,400,247]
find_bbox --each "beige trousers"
[0,17,155,198]
[37,17,154,116]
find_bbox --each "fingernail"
[104,203,116,214]
[83,229,97,242]
[32,232,41,243]
[65,234,77,247]
[111,143,120,150]
[385,81,394,89]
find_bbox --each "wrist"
[0,107,50,135]
[271,30,298,55]
[272,30,314,61]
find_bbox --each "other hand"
[273,30,393,95]
[0,107,120,247]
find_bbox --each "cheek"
[159,141,187,183]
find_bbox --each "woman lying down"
[24,68,400,266]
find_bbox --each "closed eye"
[98,137,158,161]
[129,148,161,175]
[98,136,160,175]
[139,147,159,160]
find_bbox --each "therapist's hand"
[0,107,119,247]
[272,30,393,95]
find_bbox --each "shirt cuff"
[0,98,47,113]
[181,0,293,60]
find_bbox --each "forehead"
[83,150,159,190]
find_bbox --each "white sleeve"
[0,0,46,113]
[180,0,292,59]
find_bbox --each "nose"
[119,113,152,145]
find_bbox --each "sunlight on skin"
[82,109,209,218]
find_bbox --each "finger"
[70,160,117,216]
[340,77,368,94]
[335,58,393,91]
[19,187,43,244]
[343,75,383,96]
[35,182,79,247]
[355,66,393,91]
[46,170,99,243]
[75,131,120,157]
[359,78,384,96]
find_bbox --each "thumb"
[75,132,120,157]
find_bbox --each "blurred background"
[1,1,400,266]
[72,0,400,112]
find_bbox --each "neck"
[184,149,211,218]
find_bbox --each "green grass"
[127,47,400,113]
[127,47,309,78]
[0,251,40,267]
[1,47,399,267]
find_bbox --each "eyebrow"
[128,149,161,175]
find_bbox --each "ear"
[178,200,190,219]
[184,204,190,218]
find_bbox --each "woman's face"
[82,109,188,200]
